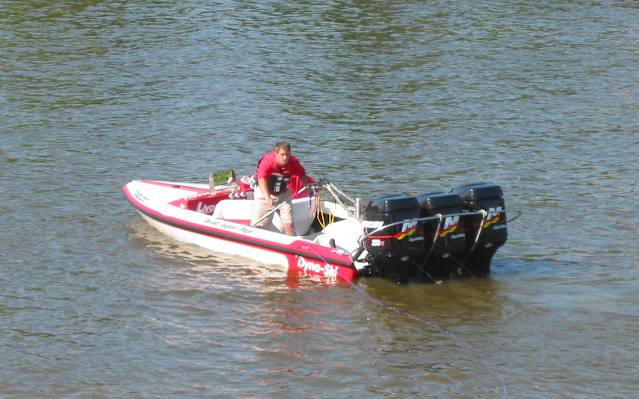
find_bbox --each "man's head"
[274,141,291,167]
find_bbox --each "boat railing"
[353,210,504,263]
[311,180,362,220]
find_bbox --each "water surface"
[2,1,638,397]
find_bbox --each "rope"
[314,185,336,229]
[282,182,517,397]
[288,219,510,399]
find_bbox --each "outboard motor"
[362,195,424,282]
[451,183,508,276]
[416,192,467,277]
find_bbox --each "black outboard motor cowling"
[362,195,424,282]
[416,192,467,277]
[450,182,508,275]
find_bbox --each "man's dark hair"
[274,141,291,152]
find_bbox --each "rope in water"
[288,188,509,398]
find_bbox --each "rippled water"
[2,1,639,397]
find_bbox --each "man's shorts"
[251,189,293,228]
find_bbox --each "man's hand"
[266,194,277,208]
[258,177,276,208]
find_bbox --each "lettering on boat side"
[195,202,216,214]
[203,218,253,234]
[296,256,338,279]
[134,190,149,202]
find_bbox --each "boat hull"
[123,180,358,282]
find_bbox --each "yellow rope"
[317,191,326,228]
[315,189,336,229]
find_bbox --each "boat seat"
[212,199,253,225]
[313,218,363,253]
[272,197,318,236]
[212,197,317,234]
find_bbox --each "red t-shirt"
[256,152,306,181]
[256,152,307,196]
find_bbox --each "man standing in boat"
[251,141,310,236]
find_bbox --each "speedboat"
[122,170,510,283]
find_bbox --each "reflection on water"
[128,220,345,290]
